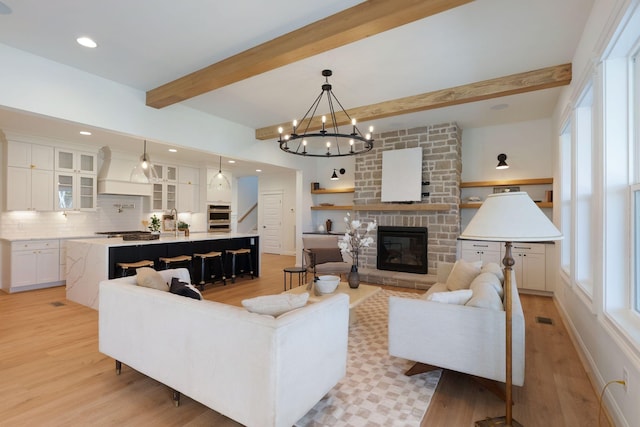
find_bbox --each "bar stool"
[158,255,193,280]
[116,260,155,277]
[193,251,226,290]
[225,248,253,283]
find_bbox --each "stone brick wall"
[353,122,462,277]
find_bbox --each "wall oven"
[208,204,231,232]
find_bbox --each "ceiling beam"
[255,63,572,140]
[146,0,473,109]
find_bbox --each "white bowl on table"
[314,275,340,295]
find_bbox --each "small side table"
[283,266,307,291]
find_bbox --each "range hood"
[97,146,152,196]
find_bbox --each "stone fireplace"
[353,122,461,289]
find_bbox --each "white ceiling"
[0,0,594,175]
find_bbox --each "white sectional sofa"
[99,268,350,427]
[388,261,525,386]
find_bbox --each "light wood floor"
[0,254,610,426]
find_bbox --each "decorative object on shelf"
[338,212,377,289]
[209,156,231,191]
[312,182,320,191]
[277,70,374,157]
[148,214,161,233]
[496,153,509,169]
[459,191,562,427]
[325,219,333,233]
[130,140,160,183]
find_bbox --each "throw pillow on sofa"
[446,259,481,291]
[136,267,169,291]
[426,289,473,305]
[480,262,505,283]
[470,272,504,298]
[466,276,504,311]
[169,277,202,300]
[242,293,309,317]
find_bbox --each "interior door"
[260,191,283,254]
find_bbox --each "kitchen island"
[66,232,259,309]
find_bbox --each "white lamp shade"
[460,192,563,242]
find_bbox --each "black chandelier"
[277,69,374,157]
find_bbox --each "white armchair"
[388,261,525,390]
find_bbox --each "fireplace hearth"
[377,226,428,274]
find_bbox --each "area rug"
[295,289,441,427]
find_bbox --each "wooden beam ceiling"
[145,0,473,109]
[255,63,572,140]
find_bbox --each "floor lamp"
[459,192,562,427]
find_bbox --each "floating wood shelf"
[460,201,553,209]
[352,203,450,212]
[311,205,353,210]
[311,187,355,194]
[460,178,553,188]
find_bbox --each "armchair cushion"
[481,262,505,283]
[466,274,504,311]
[308,247,343,265]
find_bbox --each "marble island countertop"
[67,232,259,247]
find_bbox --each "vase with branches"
[338,213,376,288]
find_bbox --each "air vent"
[535,316,554,325]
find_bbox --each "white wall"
[461,119,552,182]
[551,1,640,426]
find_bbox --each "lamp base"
[475,416,523,427]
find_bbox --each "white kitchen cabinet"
[54,148,97,211]
[55,172,97,211]
[7,140,54,169]
[178,166,200,212]
[8,240,61,291]
[152,164,178,211]
[512,243,547,291]
[55,148,97,174]
[459,240,502,265]
[6,167,54,211]
[5,141,55,211]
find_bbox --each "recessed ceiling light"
[168,148,177,153]
[227,160,236,164]
[76,37,97,48]
[79,131,92,136]
[256,169,262,172]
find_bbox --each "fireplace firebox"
[377,226,428,274]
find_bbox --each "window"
[560,121,572,276]
[634,186,640,312]
[574,85,594,297]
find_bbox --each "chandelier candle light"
[277,70,374,157]
[338,213,376,288]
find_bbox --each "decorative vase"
[348,265,360,289]
[325,219,332,233]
